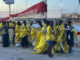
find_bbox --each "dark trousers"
[69,45,72,53]
[47,41,56,57]
[21,36,28,48]
[13,34,15,46]
[3,34,10,47]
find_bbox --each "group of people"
[0,19,77,58]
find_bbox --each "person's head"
[49,20,54,29]
[67,20,72,26]
[55,20,58,25]
[30,21,33,26]
[64,24,67,28]
[50,20,54,26]
[2,21,6,26]
[46,20,50,26]
[43,19,47,24]
[17,21,21,26]
[36,20,43,27]
[43,19,49,26]
[23,21,26,25]
[6,21,9,26]
[13,21,16,26]
[59,20,63,25]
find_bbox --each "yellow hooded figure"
[30,27,37,43]
[14,23,21,43]
[33,25,47,54]
[55,24,69,53]
[20,24,29,38]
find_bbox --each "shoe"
[48,55,53,58]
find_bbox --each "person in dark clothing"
[66,21,74,54]
[21,21,29,48]
[2,21,10,47]
[13,21,16,46]
[46,20,56,58]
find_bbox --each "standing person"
[66,21,74,54]
[21,21,29,48]
[8,21,14,45]
[33,20,47,54]
[15,21,22,47]
[0,22,3,43]
[12,21,16,46]
[46,20,56,57]
[2,21,10,47]
[55,20,65,54]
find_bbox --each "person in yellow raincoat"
[30,27,37,43]
[46,20,56,57]
[29,21,36,43]
[33,20,47,54]
[14,21,22,46]
[55,20,64,53]
[56,20,69,54]
[0,22,3,43]
[30,21,41,45]
[20,21,29,48]
[34,20,47,50]
[0,22,3,35]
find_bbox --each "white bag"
[15,42,21,47]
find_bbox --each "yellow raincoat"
[9,21,14,27]
[55,24,69,53]
[30,27,37,43]
[46,25,56,55]
[15,24,21,43]
[34,23,46,50]
[15,24,29,43]
[33,26,47,54]
[0,23,2,35]
[46,25,55,41]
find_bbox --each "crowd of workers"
[0,19,77,58]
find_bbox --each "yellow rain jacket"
[9,21,14,27]
[34,23,46,50]
[15,24,29,43]
[73,29,77,38]
[46,25,55,41]
[55,24,64,51]
[15,24,20,43]
[0,23,2,35]
[20,24,29,38]
[33,26,47,54]
[55,24,69,53]
[30,27,37,43]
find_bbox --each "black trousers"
[47,41,56,57]
[13,34,15,46]
[21,36,28,48]
[3,34,10,47]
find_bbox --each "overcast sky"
[0,0,80,18]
